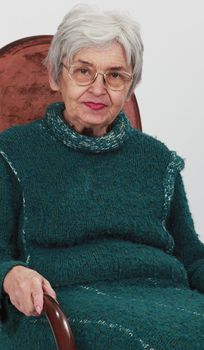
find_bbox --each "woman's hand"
[3,265,57,316]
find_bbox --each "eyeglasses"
[62,63,133,91]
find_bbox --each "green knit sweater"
[1,102,204,350]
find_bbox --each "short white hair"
[46,4,144,96]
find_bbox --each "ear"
[48,66,60,92]
[49,75,60,92]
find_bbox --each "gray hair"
[45,4,144,96]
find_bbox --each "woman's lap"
[60,279,204,350]
[2,279,204,349]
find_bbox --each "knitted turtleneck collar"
[42,102,133,153]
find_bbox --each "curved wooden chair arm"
[43,294,77,350]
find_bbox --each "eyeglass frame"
[61,63,133,91]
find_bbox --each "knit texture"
[1,102,204,349]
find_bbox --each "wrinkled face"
[49,42,132,133]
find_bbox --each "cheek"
[111,93,128,109]
[63,87,91,105]
[59,78,84,101]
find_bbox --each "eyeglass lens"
[69,65,131,90]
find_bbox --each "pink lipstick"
[84,102,107,110]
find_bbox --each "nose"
[88,73,107,95]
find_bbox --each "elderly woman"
[1,4,204,350]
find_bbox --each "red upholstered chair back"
[0,35,142,132]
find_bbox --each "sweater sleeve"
[0,153,28,304]
[167,173,204,293]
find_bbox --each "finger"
[42,278,57,300]
[31,277,44,314]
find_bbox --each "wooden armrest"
[43,294,77,350]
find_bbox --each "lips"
[84,102,107,110]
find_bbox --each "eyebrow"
[75,59,126,71]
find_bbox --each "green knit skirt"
[1,278,204,350]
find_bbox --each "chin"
[82,113,111,126]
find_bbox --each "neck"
[70,124,112,137]
[63,112,111,137]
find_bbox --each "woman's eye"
[110,72,120,79]
[79,68,89,75]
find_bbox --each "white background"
[1,0,203,240]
